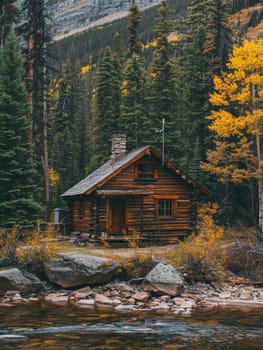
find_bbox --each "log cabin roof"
[61,145,209,197]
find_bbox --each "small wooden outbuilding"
[61,132,208,245]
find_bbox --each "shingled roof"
[61,145,208,197]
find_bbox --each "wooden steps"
[98,232,186,247]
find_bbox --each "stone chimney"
[111,132,127,160]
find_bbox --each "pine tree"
[0,30,42,229]
[179,0,230,180]
[21,0,51,164]
[112,32,124,64]
[182,26,211,180]
[49,56,89,194]
[185,0,210,31]
[92,46,121,166]
[205,0,232,75]
[20,0,52,213]
[127,3,142,58]
[146,0,178,160]
[120,53,146,150]
[0,0,19,47]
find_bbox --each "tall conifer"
[127,3,142,58]
[146,0,178,160]
[49,56,88,194]
[205,0,232,75]
[0,31,42,228]
[92,46,121,166]
[182,26,211,180]
[120,53,146,150]
[0,0,19,47]
[21,0,51,185]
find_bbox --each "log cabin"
[61,132,208,246]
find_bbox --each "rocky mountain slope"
[49,0,161,39]
[16,0,161,40]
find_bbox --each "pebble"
[157,302,170,310]
[219,291,232,299]
[133,292,150,302]
[95,294,113,305]
[239,290,252,300]
[77,299,95,306]
[45,294,69,303]
[115,304,135,311]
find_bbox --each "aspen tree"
[202,39,263,237]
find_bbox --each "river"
[0,302,263,349]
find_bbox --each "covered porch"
[96,189,153,246]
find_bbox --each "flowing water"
[0,302,263,350]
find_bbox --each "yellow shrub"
[0,226,19,262]
[0,225,56,268]
[123,230,140,249]
[166,203,226,281]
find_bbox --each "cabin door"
[109,198,126,234]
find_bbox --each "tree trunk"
[252,83,263,239]
[258,178,263,239]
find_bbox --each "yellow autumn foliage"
[202,39,263,184]
[121,79,129,96]
[81,64,91,74]
[166,203,226,281]
[170,33,179,43]
[123,229,140,249]
[0,225,56,268]
[49,168,59,186]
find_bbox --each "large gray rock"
[142,263,184,297]
[0,268,43,295]
[44,253,119,288]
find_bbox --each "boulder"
[43,253,119,288]
[0,268,43,295]
[142,263,184,297]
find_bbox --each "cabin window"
[154,195,178,217]
[135,162,157,180]
[158,200,173,216]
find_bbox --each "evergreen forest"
[1,0,263,236]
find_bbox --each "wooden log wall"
[70,154,198,244]
[102,155,194,241]
[71,197,97,234]
[97,197,107,233]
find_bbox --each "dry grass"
[55,227,258,261]
[55,239,177,262]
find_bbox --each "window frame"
[135,161,158,181]
[154,195,178,218]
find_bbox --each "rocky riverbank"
[1,281,263,315]
[0,251,263,314]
